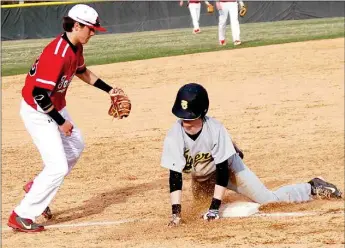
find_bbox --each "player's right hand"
[202,209,220,221]
[59,120,73,137]
[179,1,183,7]
[168,214,182,227]
[216,2,222,10]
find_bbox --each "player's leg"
[10,100,69,231]
[195,3,201,31]
[188,3,200,32]
[227,154,312,204]
[23,180,53,220]
[228,2,241,44]
[18,108,84,223]
[218,2,229,44]
[59,108,85,175]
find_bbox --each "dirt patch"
[2,38,344,248]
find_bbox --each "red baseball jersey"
[22,33,85,111]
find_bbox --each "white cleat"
[234,40,242,46]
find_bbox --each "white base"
[219,201,261,218]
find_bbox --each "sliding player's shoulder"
[204,116,225,130]
[166,120,184,136]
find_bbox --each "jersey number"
[29,57,40,76]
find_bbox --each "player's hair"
[63,17,85,32]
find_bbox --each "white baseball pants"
[218,2,241,42]
[14,99,84,221]
[188,3,201,31]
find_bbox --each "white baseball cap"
[67,4,106,32]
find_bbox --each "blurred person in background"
[180,0,213,34]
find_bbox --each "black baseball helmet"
[172,83,209,120]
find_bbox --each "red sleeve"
[33,48,65,91]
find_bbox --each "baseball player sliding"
[7,4,131,233]
[180,0,212,34]
[161,83,342,226]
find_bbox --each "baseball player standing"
[216,0,245,46]
[7,4,130,232]
[161,83,342,226]
[180,0,212,34]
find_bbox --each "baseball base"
[219,201,261,218]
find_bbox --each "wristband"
[94,78,113,93]
[172,204,181,215]
[47,108,65,126]
[209,198,221,210]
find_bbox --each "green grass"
[2,17,344,77]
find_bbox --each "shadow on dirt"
[46,179,165,225]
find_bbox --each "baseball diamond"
[2,37,344,247]
[1,1,344,247]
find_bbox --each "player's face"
[76,24,95,44]
[182,118,203,134]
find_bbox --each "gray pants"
[192,154,312,204]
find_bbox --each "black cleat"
[308,177,342,199]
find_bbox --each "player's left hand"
[108,88,131,120]
[202,209,220,221]
[168,214,183,227]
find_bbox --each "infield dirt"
[2,38,344,248]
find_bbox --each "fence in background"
[1,1,344,40]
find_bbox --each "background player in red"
[180,0,212,34]
[7,4,130,232]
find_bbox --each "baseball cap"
[67,4,106,32]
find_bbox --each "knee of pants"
[219,21,227,28]
[228,153,246,173]
[70,138,85,161]
[48,163,69,178]
[76,141,85,158]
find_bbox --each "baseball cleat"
[8,211,45,233]
[234,40,242,46]
[23,181,53,220]
[193,29,201,34]
[308,177,342,199]
[219,40,226,46]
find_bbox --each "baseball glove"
[207,4,214,14]
[239,4,247,17]
[108,88,131,119]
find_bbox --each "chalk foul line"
[1,210,343,232]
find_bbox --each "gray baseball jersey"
[161,117,313,204]
[161,116,236,182]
